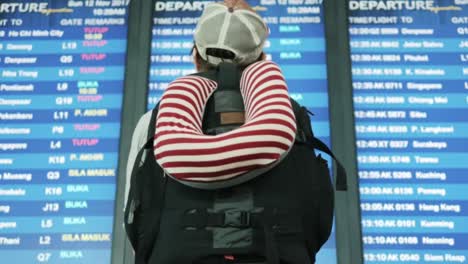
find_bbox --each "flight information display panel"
[349,0,468,263]
[0,0,129,263]
[148,0,336,262]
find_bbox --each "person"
[124,0,337,263]
[125,0,269,208]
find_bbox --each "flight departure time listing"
[349,0,468,263]
[148,0,336,263]
[0,0,129,263]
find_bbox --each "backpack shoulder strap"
[292,99,348,191]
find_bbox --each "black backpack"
[124,63,347,264]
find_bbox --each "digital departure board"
[148,0,336,262]
[0,0,129,263]
[349,0,468,263]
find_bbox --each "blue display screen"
[0,0,129,263]
[349,0,468,263]
[148,0,336,262]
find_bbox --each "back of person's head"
[193,0,269,71]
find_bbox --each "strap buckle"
[223,211,251,228]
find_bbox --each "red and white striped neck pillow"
[154,61,297,189]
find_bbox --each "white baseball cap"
[194,2,269,66]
